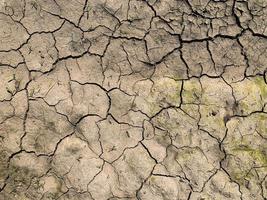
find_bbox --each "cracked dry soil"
[0,0,266,199]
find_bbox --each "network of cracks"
[0,0,267,199]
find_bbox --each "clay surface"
[0,0,266,199]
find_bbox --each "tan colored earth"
[0,0,267,199]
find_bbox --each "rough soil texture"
[0,0,266,199]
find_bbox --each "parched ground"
[0,0,266,199]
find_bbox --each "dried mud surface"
[0,0,267,199]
